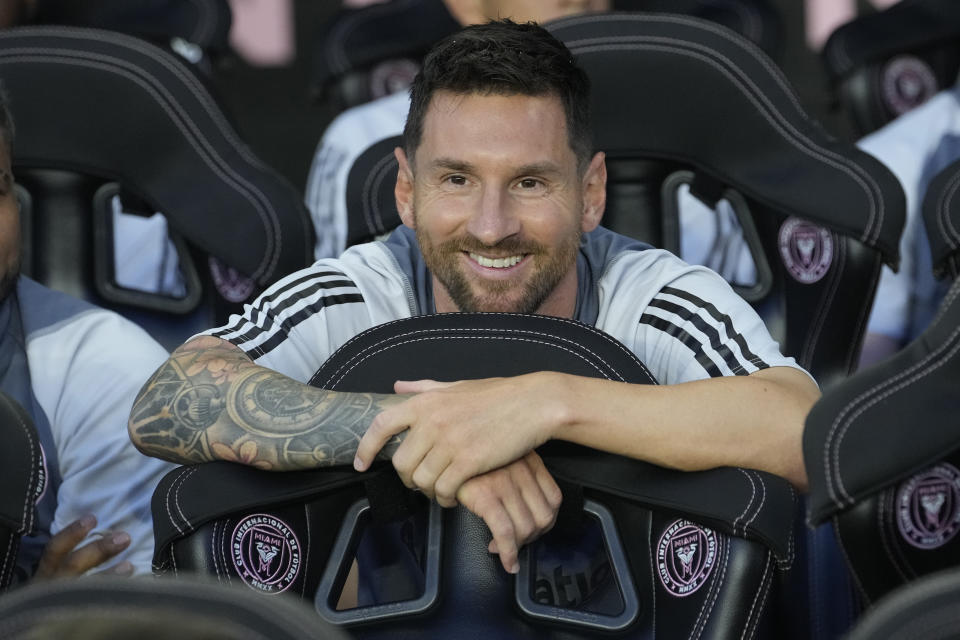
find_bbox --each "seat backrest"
[843,566,960,640]
[821,0,960,137]
[29,0,233,70]
[0,575,349,639]
[803,147,960,606]
[1,26,314,350]
[152,313,797,639]
[923,156,960,281]
[0,391,42,591]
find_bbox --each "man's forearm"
[128,336,403,470]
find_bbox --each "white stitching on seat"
[0,32,290,278]
[0,393,38,537]
[318,319,658,386]
[936,168,960,248]
[740,553,773,640]
[733,468,757,536]
[827,327,960,506]
[801,234,846,367]
[361,150,395,235]
[164,466,198,535]
[744,470,766,530]
[567,37,884,244]
[689,538,730,640]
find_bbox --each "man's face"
[0,145,19,302]
[396,91,604,316]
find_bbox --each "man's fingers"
[409,449,453,501]
[354,406,411,471]
[59,532,131,577]
[34,515,97,579]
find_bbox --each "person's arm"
[354,365,819,504]
[128,335,406,469]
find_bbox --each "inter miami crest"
[657,519,720,597]
[778,217,833,284]
[881,55,938,117]
[232,514,302,594]
[896,463,960,550]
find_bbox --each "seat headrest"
[0,26,314,287]
[922,156,960,279]
[821,0,960,83]
[547,12,905,268]
[0,575,349,639]
[804,278,960,524]
[31,0,233,53]
[312,0,459,98]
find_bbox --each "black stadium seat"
[0,26,314,350]
[0,575,350,639]
[151,313,798,639]
[804,157,960,605]
[0,392,43,591]
[821,0,960,138]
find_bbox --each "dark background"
[211,0,860,197]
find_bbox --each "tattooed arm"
[127,335,405,470]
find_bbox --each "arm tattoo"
[129,337,403,470]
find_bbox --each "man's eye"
[518,178,542,189]
[446,175,467,186]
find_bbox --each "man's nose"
[465,185,520,246]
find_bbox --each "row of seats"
[0,2,957,640]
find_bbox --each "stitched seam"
[744,470,766,530]
[930,280,960,327]
[801,234,845,367]
[782,484,796,569]
[320,323,657,387]
[321,313,653,378]
[733,468,757,536]
[1,539,14,588]
[937,168,960,247]
[878,494,912,583]
[567,38,884,243]
[164,466,197,535]
[740,554,773,640]
[0,46,283,279]
[689,539,729,640]
[554,13,806,113]
[328,335,618,388]
[824,321,960,505]
[0,394,38,535]
[362,151,395,235]
[832,329,960,504]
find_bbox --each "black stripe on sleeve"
[249,292,365,358]
[211,270,357,341]
[648,298,747,374]
[640,313,725,378]
[660,286,769,370]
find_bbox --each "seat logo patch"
[778,217,833,284]
[232,514,302,594]
[657,520,719,597]
[882,55,938,117]
[896,463,960,550]
[34,444,48,504]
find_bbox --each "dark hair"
[403,19,592,172]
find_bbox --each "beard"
[416,224,581,314]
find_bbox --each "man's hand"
[33,515,134,580]
[457,451,562,574]
[354,374,563,506]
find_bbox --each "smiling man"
[129,20,819,575]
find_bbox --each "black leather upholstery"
[821,0,960,137]
[804,136,960,605]
[0,26,314,350]
[0,392,42,591]
[152,313,797,639]
[923,156,960,281]
[0,575,349,639]
[844,567,960,640]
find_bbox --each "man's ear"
[394,146,416,229]
[581,151,606,233]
